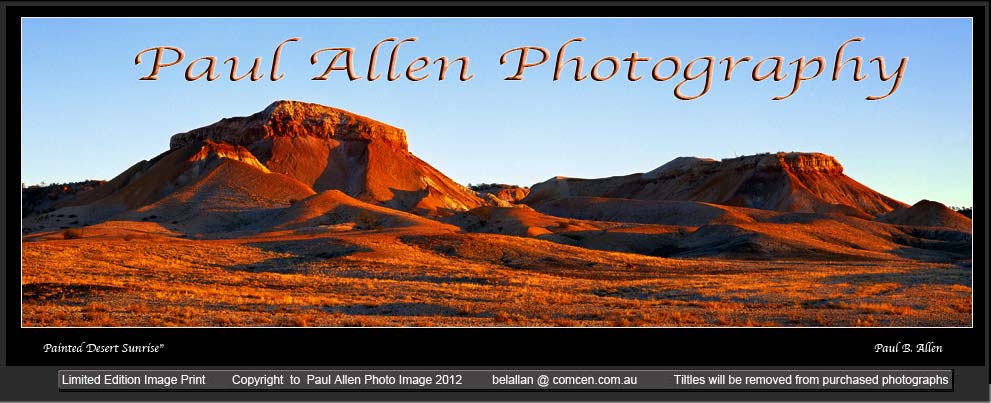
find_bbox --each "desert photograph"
[20,18,972,327]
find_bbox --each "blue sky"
[21,18,973,207]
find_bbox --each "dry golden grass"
[20,224,972,327]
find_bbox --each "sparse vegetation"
[20,224,972,327]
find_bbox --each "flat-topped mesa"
[524,151,904,217]
[643,153,843,181]
[160,100,481,215]
[169,100,408,151]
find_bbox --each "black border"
[4,1,988,401]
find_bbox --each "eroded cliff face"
[777,152,844,174]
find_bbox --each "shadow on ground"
[226,238,372,273]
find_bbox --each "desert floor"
[21,222,971,327]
